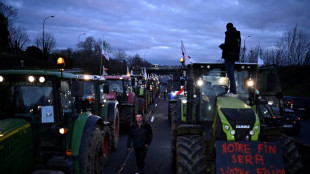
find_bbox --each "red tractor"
[104,75,138,132]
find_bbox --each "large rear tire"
[168,102,176,126]
[120,106,134,132]
[138,97,145,114]
[264,135,303,174]
[85,127,104,174]
[110,108,120,151]
[170,102,178,167]
[278,136,303,174]
[176,135,207,174]
[102,126,111,165]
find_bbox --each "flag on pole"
[181,40,196,65]
[143,68,147,79]
[126,66,130,76]
[257,46,264,66]
[102,46,109,60]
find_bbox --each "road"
[102,94,310,174]
[293,119,310,145]
[103,94,175,174]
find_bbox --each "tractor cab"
[0,70,77,173]
[255,65,285,124]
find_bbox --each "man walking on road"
[127,114,153,174]
[219,22,241,94]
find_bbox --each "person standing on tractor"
[127,114,153,174]
[219,22,241,94]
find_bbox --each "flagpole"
[100,50,103,75]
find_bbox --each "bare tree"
[127,54,151,68]
[10,26,29,51]
[0,1,17,25]
[279,25,310,66]
[34,32,56,55]
[113,49,127,62]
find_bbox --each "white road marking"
[151,116,154,122]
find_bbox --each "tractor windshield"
[256,66,281,95]
[197,67,255,122]
[107,80,123,93]
[0,81,54,122]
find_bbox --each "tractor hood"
[0,118,31,140]
[216,97,260,141]
[217,97,251,109]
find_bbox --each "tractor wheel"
[110,108,120,151]
[85,127,104,174]
[264,135,303,174]
[168,102,176,126]
[176,135,207,174]
[278,136,303,174]
[144,96,148,113]
[138,98,145,114]
[144,92,148,112]
[120,106,134,132]
[170,103,178,167]
[102,125,111,165]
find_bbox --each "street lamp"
[78,33,86,43]
[43,15,54,67]
[241,35,250,62]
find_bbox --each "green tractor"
[170,63,303,174]
[75,74,120,151]
[0,70,108,174]
[130,75,149,114]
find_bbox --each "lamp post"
[241,35,250,62]
[78,33,86,43]
[43,15,54,67]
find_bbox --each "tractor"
[0,69,108,174]
[104,75,138,132]
[130,74,149,114]
[147,76,160,104]
[254,65,301,135]
[75,74,120,151]
[170,62,303,174]
[167,70,186,125]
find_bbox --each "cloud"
[10,0,310,65]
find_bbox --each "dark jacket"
[221,27,241,62]
[127,120,153,149]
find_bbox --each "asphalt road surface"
[294,119,310,146]
[102,94,175,174]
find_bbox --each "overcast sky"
[8,0,310,65]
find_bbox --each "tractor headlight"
[224,125,230,130]
[39,76,45,83]
[59,128,69,135]
[28,76,35,82]
[267,100,274,105]
[254,125,259,131]
[249,130,255,135]
[246,78,254,87]
[197,78,203,86]
[230,130,236,135]
[0,76,3,82]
